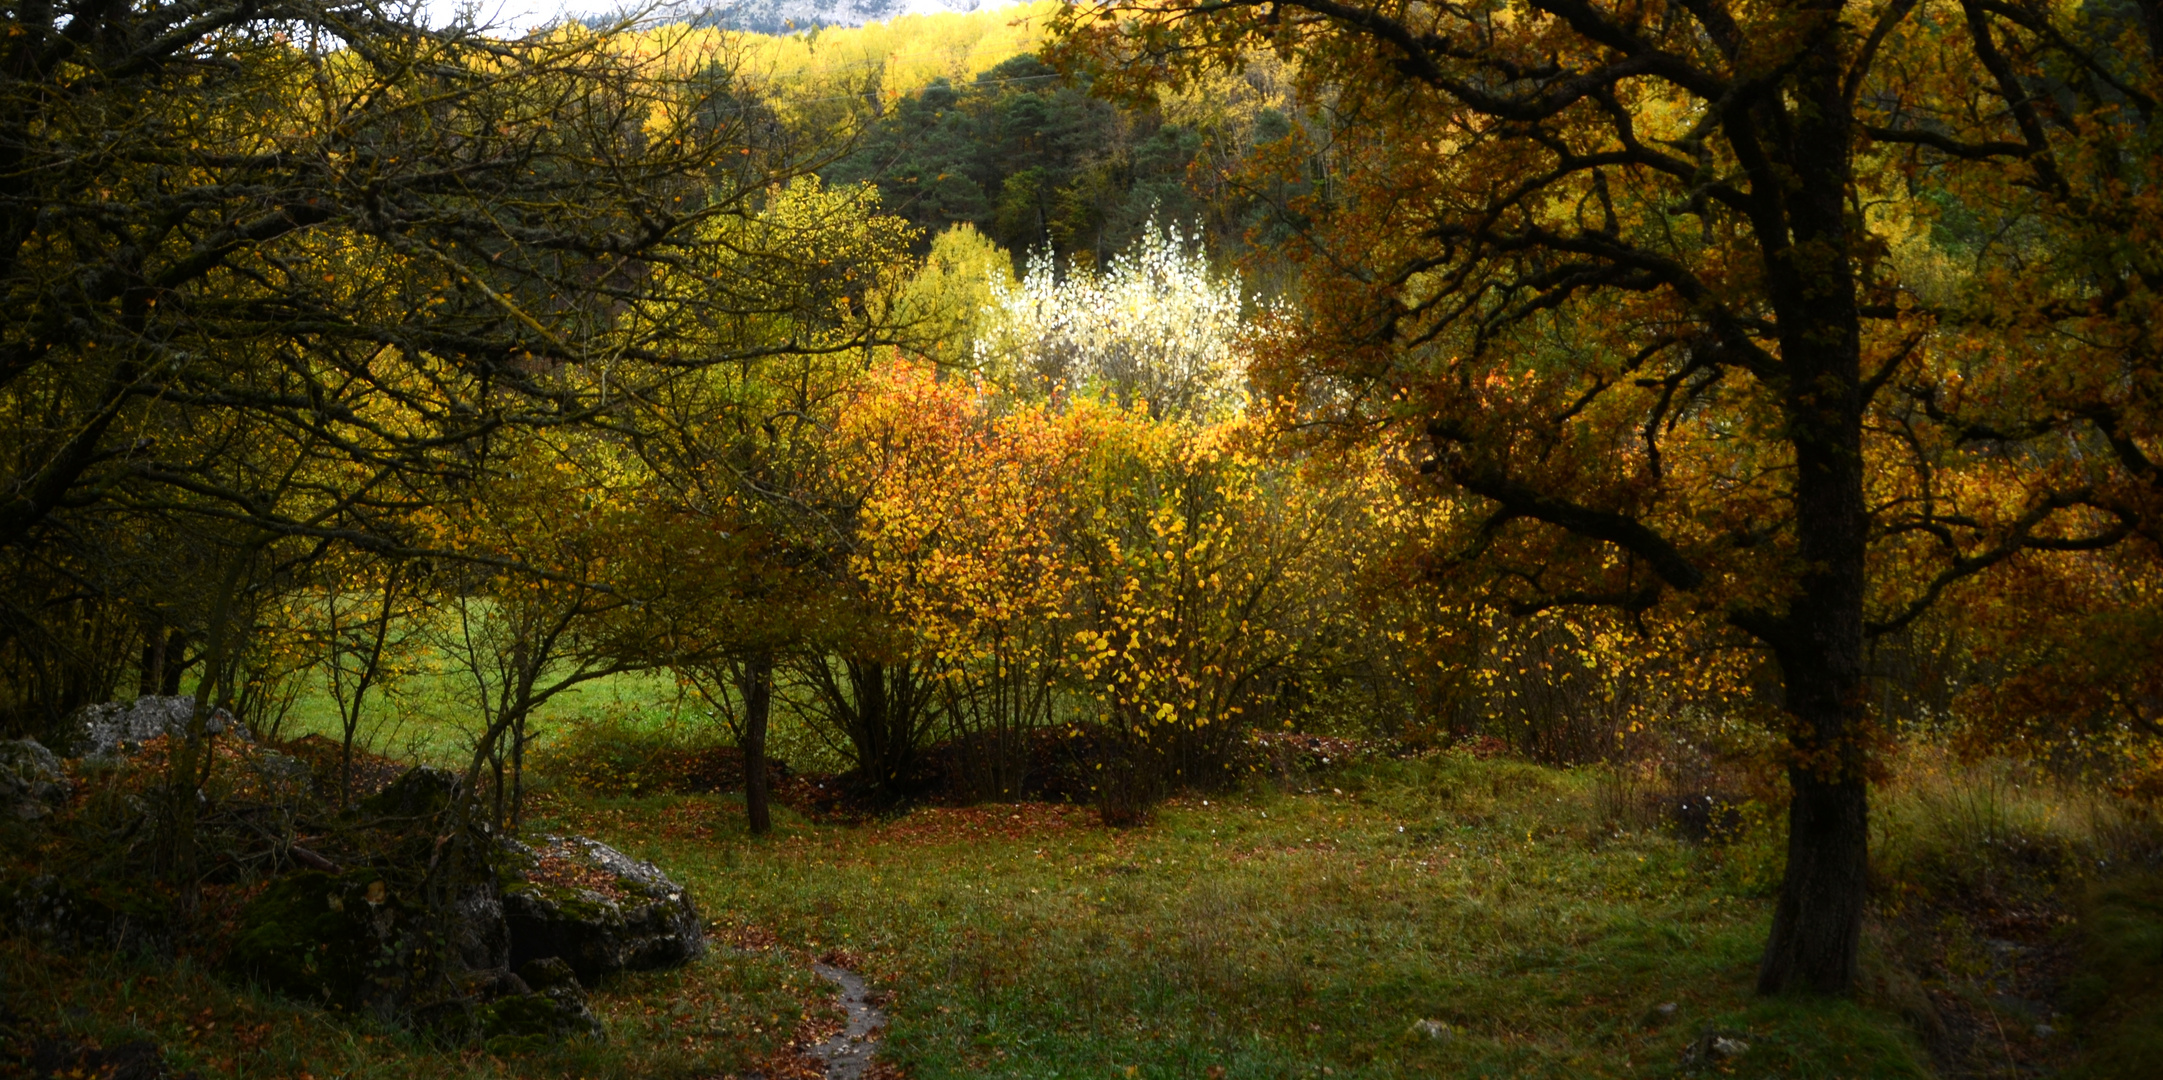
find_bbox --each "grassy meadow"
[258,657,853,777]
[535,755,1927,1080]
[15,724,2160,1079]
[260,667,692,769]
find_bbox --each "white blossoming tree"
[975,221,1253,420]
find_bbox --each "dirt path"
[807,961,885,1080]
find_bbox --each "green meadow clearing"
[14,730,2158,1079]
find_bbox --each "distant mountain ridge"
[671,0,1019,34]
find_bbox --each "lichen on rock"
[501,835,705,985]
[0,738,70,821]
[64,695,251,760]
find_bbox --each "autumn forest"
[2,0,2161,1077]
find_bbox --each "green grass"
[526,753,1932,1079]
[2064,872,2163,1079]
[35,744,2163,1078]
[261,663,851,774]
[262,667,693,767]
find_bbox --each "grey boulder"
[501,835,704,985]
[1,738,70,820]
[66,695,250,759]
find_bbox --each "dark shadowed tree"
[0,0,903,887]
[1054,0,2157,993]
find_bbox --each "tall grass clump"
[1874,748,2161,907]
[1860,745,2163,1075]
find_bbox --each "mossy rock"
[500,836,704,985]
[501,880,623,985]
[2,873,169,955]
[228,870,410,1009]
[360,766,462,821]
[518,956,580,994]
[480,990,600,1041]
[477,958,603,1050]
[0,738,69,821]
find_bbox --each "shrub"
[530,715,782,798]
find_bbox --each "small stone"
[1682,1030,1751,1067]
[454,966,530,999]
[479,980,603,1048]
[2034,1023,2056,1039]
[1641,1001,1679,1028]
[519,956,581,993]
[1411,1018,1451,1040]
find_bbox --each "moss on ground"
[2065,872,2163,1078]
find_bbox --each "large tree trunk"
[1758,517,1870,995]
[1760,766,1869,993]
[1758,549,1870,994]
[139,621,164,698]
[159,628,188,695]
[1756,386,1873,997]
[1752,28,1872,996]
[742,649,773,836]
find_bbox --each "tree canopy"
[1054,0,2161,994]
[0,0,900,730]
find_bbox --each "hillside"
[689,0,1023,34]
[737,0,1053,100]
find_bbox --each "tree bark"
[160,545,254,893]
[742,649,773,836]
[1760,767,1870,992]
[849,656,891,785]
[159,629,187,695]
[139,622,164,698]
[1752,26,1872,995]
[1758,518,1870,994]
